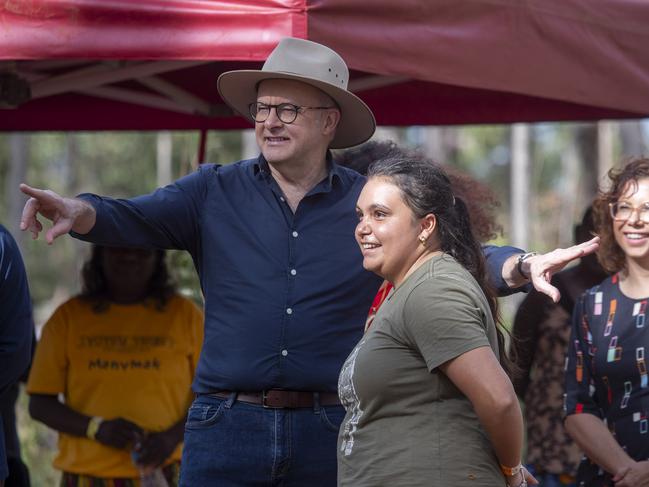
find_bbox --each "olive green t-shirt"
[337,254,505,486]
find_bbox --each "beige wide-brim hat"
[217,37,376,149]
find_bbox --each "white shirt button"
[281,349,288,357]
[292,231,298,238]
[290,269,297,276]
[286,308,293,315]
[280,196,285,202]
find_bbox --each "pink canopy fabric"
[1,0,648,131]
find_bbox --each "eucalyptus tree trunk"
[619,120,647,158]
[510,123,530,251]
[157,131,173,187]
[241,129,257,160]
[597,121,615,188]
[7,133,29,249]
[559,134,580,245]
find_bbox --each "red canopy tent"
[1,0,648,133]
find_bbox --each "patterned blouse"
[565,274,649,487]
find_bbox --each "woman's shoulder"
[419,254,482,294]
[41,296,95,335]
[404,255,485,310]
[576,274,621,310]
[432,253,472,275]
[582,274,617,298]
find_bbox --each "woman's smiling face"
[612,177,649,266]
[355,177,424,286]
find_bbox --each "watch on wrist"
[516,252,537,280]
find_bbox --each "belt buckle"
[262,390,280,409]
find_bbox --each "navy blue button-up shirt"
[74,156,520,393]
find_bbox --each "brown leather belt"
[203,390,341,408]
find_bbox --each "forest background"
[1,120,648,484]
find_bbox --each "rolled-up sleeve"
[482,244,529,296]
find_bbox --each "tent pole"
[198,129,207,165]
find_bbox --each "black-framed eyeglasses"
[248,102,335,124]
[609,201,649,223]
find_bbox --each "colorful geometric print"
[632,412,648,434]
[580,314,594,356]
[621,381,632,409]
[632,300,647,328]
[604,299,616,336]
[638,347,648,388]
[575,340,584,382]
[565,274,649,486]
[607,335,622,362]
[593,291,603,315]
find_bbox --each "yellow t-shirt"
[27,295,203,478]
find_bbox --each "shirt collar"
[253,151,342,188]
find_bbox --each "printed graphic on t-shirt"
[77,334,177,371]
[338,340,365,456]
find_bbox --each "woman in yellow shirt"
[27,245,203,487]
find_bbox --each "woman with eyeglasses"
[564,157,649,487]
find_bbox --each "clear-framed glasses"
[248,102,335,124]
[609,201,649,223]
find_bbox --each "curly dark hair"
[79,245,176,313]
[367,146,515,377]
[593,157,649,274]
[336,140,501,241]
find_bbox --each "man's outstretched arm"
[20,164,207,252]
[501,237,600,302]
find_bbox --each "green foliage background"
[2,130,243,485]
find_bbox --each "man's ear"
[322,108,341,135]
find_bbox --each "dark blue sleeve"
[0,226,33,396]
[70,164,214,257]
[482,244,530,296]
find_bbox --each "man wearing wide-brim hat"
[19,37,597,486]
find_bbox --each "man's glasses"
[609,201,649,223]
[248,102,335,124]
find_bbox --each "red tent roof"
[1,0,648,131]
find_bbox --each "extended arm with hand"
[441,347,537,487]
[19,184,96,244]
[19,167,205,251]
[501,238,600,302]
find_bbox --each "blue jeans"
[179,393,345,486]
